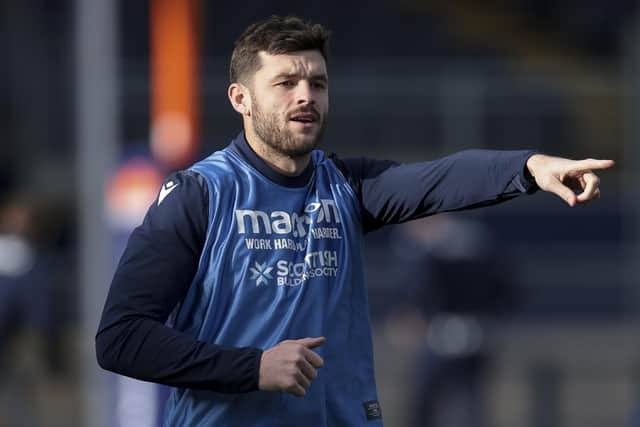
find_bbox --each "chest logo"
[235,199,340,238]
[249,261,273,286]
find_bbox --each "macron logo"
[235,199,340,237]
[158,181,179,206]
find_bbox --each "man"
[96,15,614,426]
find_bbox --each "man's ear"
[228,83,251,117]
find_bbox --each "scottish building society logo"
[248,251,339,288]
[249,261,273,286]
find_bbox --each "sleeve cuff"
[248,347,263,392]
[517,151,542,194]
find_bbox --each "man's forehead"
[257,51,327,78]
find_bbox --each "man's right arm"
[95,171,262,393]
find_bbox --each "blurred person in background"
[0,193,57,426]
[388,215,514,427]
[96,15,614,427]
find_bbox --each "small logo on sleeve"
[158,181,179,206]
[363,400,382,421]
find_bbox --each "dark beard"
[252,100,326,158]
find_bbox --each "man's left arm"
[334,150,613,232]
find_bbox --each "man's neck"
[243,128,311,176]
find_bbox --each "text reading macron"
[235,199,340,238]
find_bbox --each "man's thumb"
[297,336,327,349]
[548,179,577,207]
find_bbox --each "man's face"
[247,50,329,158]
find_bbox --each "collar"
[228,132,314,188]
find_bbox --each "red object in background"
[106,157,164,229]
[150,0,200,169]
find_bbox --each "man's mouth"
[289,112,319,124]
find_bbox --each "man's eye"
[278,81,294,87]
[312,82,327,89]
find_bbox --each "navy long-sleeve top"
[96,133,537,393]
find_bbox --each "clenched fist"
[258,337,326,397]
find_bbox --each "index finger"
[302,347,325,369]
[573,159,615,171]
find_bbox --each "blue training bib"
[163,147,382,427]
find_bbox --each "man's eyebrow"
[271,73,329,82]
[311,74,329,83]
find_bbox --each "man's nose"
[295,81,315,105]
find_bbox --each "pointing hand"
[526,154,615,206]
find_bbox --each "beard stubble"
[251,99,326,158]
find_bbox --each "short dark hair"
[230,15,330,84]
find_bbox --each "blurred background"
[1,0,639,426]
